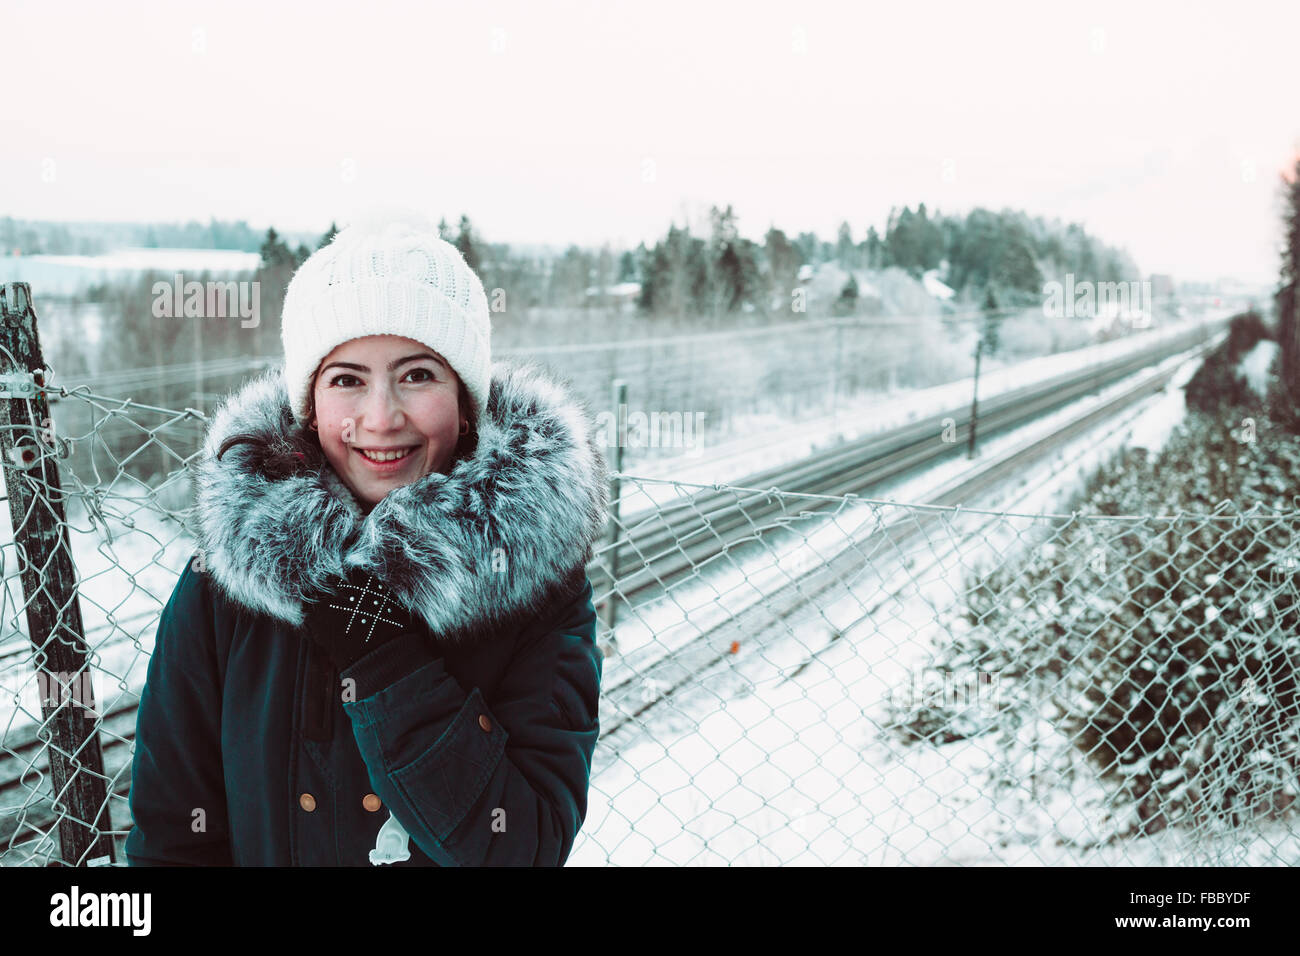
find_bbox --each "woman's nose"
[360,385,405,429]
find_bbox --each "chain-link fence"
[0,368,206,867]
[2,387,1296,866]
[0,294,1295,867]
[582,474,1300,865]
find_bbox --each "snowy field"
[2,248,260,296]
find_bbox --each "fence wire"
[1,382,1297,867]
[584,474,1300,865]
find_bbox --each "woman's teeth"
[358,447,414,463]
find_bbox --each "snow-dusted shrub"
[1184,310,1273,415]
[889,412,1300,838]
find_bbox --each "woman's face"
[310,334,466,510]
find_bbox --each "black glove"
[302,566,417,673]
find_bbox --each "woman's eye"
[327,369,434,387]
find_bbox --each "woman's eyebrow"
[321,353,448,375]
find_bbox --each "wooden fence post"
[0,282,114,866]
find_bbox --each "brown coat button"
[478,714,492,732]
[363,793,382,812]
[299,793,316,812]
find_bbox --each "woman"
[124,215,609,866]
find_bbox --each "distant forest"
[4,204,1139,319]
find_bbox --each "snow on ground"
[13,248,259,273]
[3,248,259,296]
[1237,339,1280,402]
[574,335,1295,866]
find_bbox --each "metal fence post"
[967,338,982,460]
[599,379,627,633]
[830,319,843,434]
[0,282,114,866]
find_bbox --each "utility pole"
[968,338,982,460]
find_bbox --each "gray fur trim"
[194,360,609,642]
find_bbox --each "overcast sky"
[6,0,1298,284]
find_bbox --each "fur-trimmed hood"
[193,360,609,644]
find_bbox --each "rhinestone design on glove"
[327,573,409,643]
[304,567,416,673]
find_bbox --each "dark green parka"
[125,360,609,866]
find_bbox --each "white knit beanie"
[279,211,492,431]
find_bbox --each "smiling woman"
[127,213,609,868]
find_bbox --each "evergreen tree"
[865,226,883,269]
[617,250,638,283]
[835,221,856,271]
[259,227,295,270]
[593,243,616,307]
[1271,156,1300,430]
[793,232,820,266]
[684,229,712,314]
[731,237,766,313]
[455,215,481,272]
[764,226,803,309]
[885,206,920,276]
[708,204,755,314]
[992,229,1042,298]
[833,274,860,316]
[549,244,595,307]
[637,238,670,313]
[917,204,945,273]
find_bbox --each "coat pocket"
[389,686,508,843]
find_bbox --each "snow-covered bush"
[1184,310,1273,415]
[889,411,1300,838]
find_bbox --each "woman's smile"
[353,443,421,473]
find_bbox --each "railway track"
[588,320,1220,604]
[591,330,1220,744]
